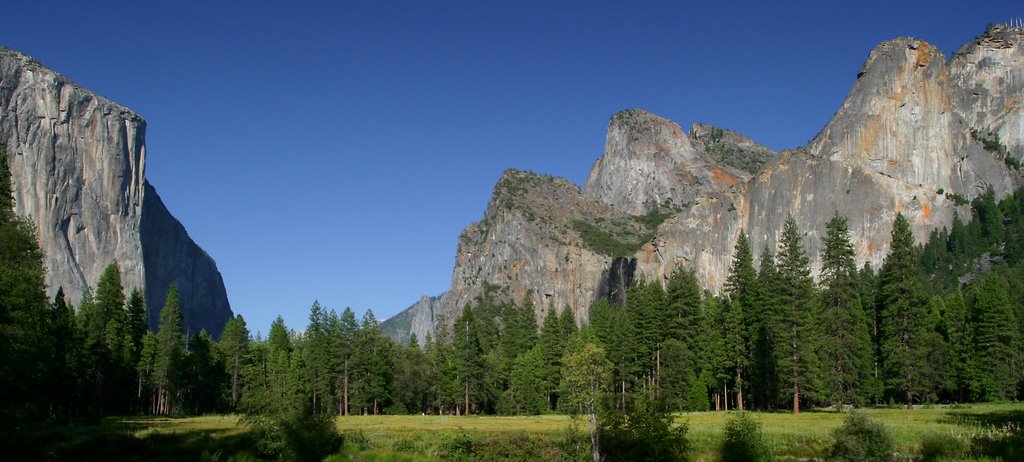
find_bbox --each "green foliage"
[573,207,670,257]
[721,412,773,462]
[773,215,819,412]
[817,213,873,408]
[918,432,967,461]
[598,392,689,462]
[878,213,935,408]
[246,407,343,461]
[827,413,894,462]
[0,147,52,423]
[571,220,641,257]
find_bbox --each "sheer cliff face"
[950,26,1024,160]
[0,48,232,336]
[397,30,1024,343]
[583,110,747,215]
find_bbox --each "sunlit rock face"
[0,48,232,336]
[391,30,1024,344]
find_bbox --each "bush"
[721,412,773,462]
[919,433,967,461]
[245,409,343,461]
[828,413,893,462]
[600,392,689,461]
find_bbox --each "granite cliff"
[384,26,1024,344]
[0,48,232,336]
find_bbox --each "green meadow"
[4,402,1020,461]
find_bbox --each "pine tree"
[351,310,392,414]
[858,263,884,404]
[137,332,158,414]
[967,273,1020,401]
[942,291,971,401]
[337,307,359,415]
[153,284,185,414]
[750,245,779,409]
[725,233,758,309]
[184,329,224,414]
[724,233,757,410]
[774,215,819,414]
[878,213,932,409]
[125,288,147,365]
[666,266,702,351]
[0,149,58,422]
[696,296,726,411]
[508,345,547,414]
[817,213,872,410]
[304,301,335,414]
[219,315,250,410]
[47,288,84,420]
[452,306,483,415]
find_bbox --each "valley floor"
[3,402,1021,461]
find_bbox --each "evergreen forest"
[1,150,1023,458]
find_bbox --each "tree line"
[2,136,1022,425]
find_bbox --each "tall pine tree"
[878,213,932,409]
[817,213,872,409]
[774,215,819,414]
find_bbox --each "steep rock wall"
[0,48,232,336]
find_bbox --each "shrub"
[721,411,773,462]
[919,433,967,461]
[600,392,689,461]
[245,409,343,461]
[828,413,894,462]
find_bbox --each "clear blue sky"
[3,1,1019,335]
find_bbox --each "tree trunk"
[793,384,800,415]
[343,361,349,416]
[714,392,720,411]
[736,370,744,411]
[906,389,913,410]
[465,381,470,416]
[231,355,239,408]
[588,410,600,462]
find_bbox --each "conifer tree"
[878,213,932,409]
[942,291,970,401]
[452,306,483,414]
[153,284,185,414]
[125,288,147,364]
[723,299,749,410]
[696,296,726,410]
[666,266,702,350]
[774,215,819,413]
[337,307,359,415]
[48,288,84,420]
[508,345,547,414]
[751,246,779,409]
[967,273,1020,400]
[218,315,250,410]
[817,213,872,409]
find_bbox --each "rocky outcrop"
[386,28,1024,344]
[0,48,232,336]
[583,110,747,215]
[950,26,1024,160]
[381,294,443,344]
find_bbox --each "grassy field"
[3,403,1021,460]
[335,403,1023,460]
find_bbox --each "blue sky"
[3,1,1019,335]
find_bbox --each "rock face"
[583,110,747,215]
[385,27,1024,344]
[0,48,232,337]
